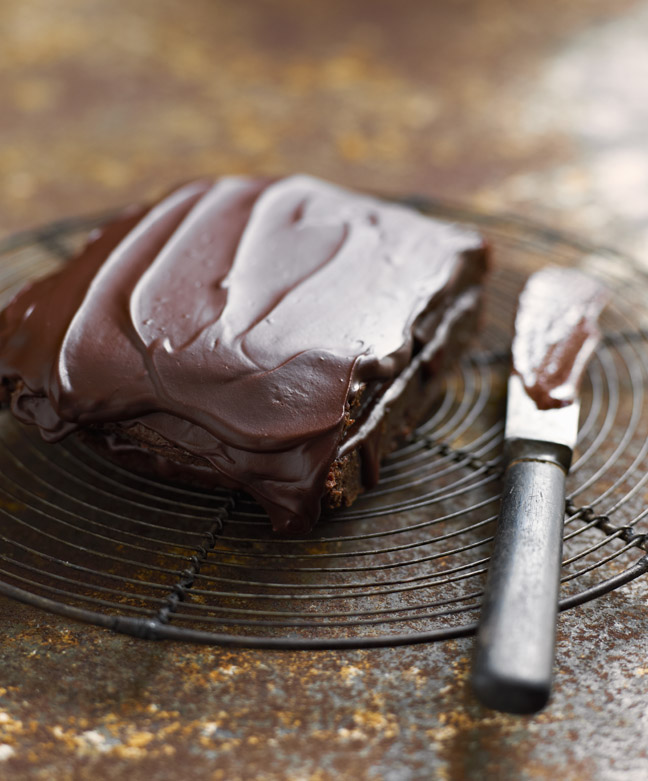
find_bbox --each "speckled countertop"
[1,1,648,778]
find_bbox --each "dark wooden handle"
[471,457,566,713]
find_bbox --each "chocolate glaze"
[512,267,608,410]
[0,175,487,532]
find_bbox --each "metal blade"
[504,374,579,450]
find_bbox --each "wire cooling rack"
[0,199,647,649]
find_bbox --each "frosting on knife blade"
[511,267,608,410]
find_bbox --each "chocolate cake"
[0,175,489,533]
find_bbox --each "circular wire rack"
[1,199,647,650]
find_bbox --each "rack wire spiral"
[0,199,647,649]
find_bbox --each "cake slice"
[0,175,489,533]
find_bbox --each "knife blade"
[472,267,608,714]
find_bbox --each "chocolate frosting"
[512,267,608,410]
[0,175,487,531]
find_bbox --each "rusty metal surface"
[0,591,647,780]
[1,0,648,778]
[0,0,640,238]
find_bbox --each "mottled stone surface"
[1,0,648,778]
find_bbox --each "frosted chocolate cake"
[0,175,489,533]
